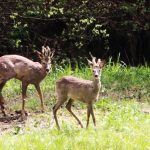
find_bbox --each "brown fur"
[0,46,54,116]
[53,57,105,129]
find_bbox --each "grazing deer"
[53,57,105,129]
[0,46,54,116]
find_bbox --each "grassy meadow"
[0,61,150,150]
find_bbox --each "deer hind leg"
[66,99,83,128]
[34,83,44,112]
[21,82,28,115]
[53,96,67,130]
[0,81,6,116]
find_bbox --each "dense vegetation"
[0,0,150,65]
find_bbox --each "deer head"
[87,57,105,79]
[36,46,54,73]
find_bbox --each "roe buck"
[53,57,105,129]
[0,46,54,116]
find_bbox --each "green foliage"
[102,59,150,101]
[1,0,149,63]
[48,7,64,17]
[9,12,29,49]
[67,17,109,50]
[120,0,149,31]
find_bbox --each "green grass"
[0,100,150,150]
[2,62,150,110]
[0,63,150,150]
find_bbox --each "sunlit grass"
[0,100,150,150]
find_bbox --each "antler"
[88,52,96,65]
[92,57,96,65]
[46,46,50,56]
[97,59,101,65]
[48,47,55,58]
[41,46,54,58]
[42,46,46,54]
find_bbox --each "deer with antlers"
[0,46,54,116]
[53,56,105,129]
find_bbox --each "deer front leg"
[86,103,96,128]
[0,96,6,116]
[0,81,6,116]
[90,104,96,127]
[21,82,28,115]
[86,104,91,128]
[53,97,66,130]
[34,84,44,112]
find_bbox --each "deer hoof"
[15,110,28,116]
[41,109,45,113]
[2,111,6,117]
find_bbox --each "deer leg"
[21,82,28,115]
[90,104,96,126]
[53,98,66,130]
[86,103,92,128]
[66,99,83,128]
[0,81,6,116]
[34,84,44,112]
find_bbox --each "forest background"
[0,0,150,65]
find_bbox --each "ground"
[0,108,93,134]
[0,104,150,135]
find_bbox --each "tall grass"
[2,61,150,112]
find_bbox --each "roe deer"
[0,46,54,116]
[53,57,105,129]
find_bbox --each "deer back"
[0,46,54,84]
[0,55,44,83]
[56,76,100,103]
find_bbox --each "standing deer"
[0,46,54,116]
[53,57,105,129]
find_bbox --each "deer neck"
[92,77,101,93]
[39,64,47,78]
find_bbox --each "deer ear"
[87,59,93,66]
[99,60,105,68]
